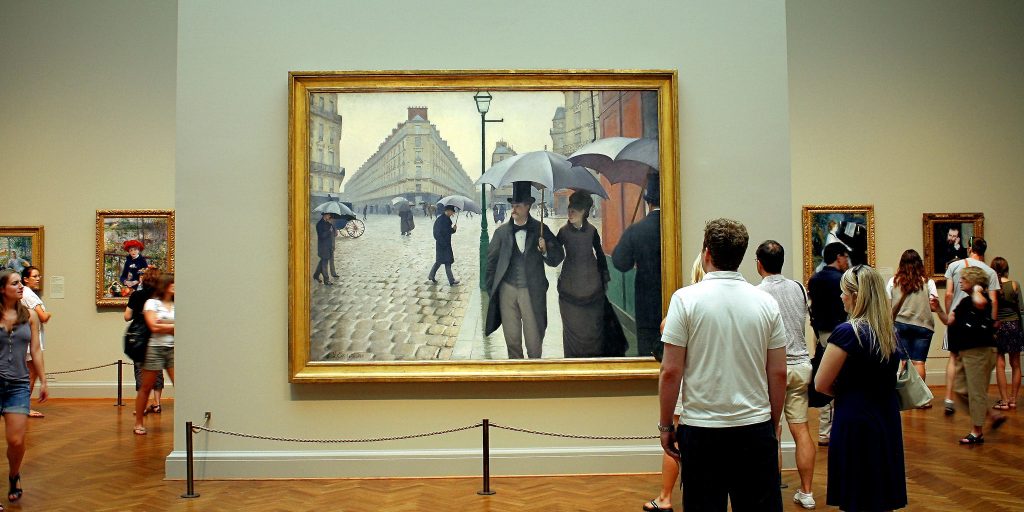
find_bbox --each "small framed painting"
[801,204,875,283]
[922,212,984,285]
[95,210,175,307]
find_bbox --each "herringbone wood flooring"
[8,390,1024,511]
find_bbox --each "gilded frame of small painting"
[801,204,875,283]
[95,209,175,307]
[922,212,984,286]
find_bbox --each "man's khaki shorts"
[784,361,813,424]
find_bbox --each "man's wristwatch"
[657,424,674,433]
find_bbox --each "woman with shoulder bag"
[814,265,907,511]
[124,267,165,415]
[886,250,939,408]
[133,273,175,436]
[934,266,1005,444]
[989,257,1022,410]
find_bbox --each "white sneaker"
[793,490,816,509]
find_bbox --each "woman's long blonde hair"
[840,265,897,359]
[690,251,706,285]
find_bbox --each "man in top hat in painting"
[485,182,565,359]
[120,239,149,293]
[612,172,662,358]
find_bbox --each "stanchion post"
[477,418,495,496]
[181,421,200,499]
[114,360,124,406]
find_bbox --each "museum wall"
[172,0,792,477]
[0,0,177,397]
[787,0,1024,383]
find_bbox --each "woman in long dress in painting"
[556,191,609,358]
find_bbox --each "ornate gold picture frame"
[801,204,875,283]
[0,226,44,289]
[288,70,681,382]
[922,212,984,286]
[95,209,175,307]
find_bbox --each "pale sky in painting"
[337,91,565,189]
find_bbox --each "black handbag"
[124,319,151,363]
[808,342,833,408]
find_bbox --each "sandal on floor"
[133,427,147,436]
[944,399,956,415]
[27,410,43,418]
[959,433,984,445]
[147,404,162,414]
[642,499,673,512]
[7,474,21,502]
[1009,402,1017,409]
[993,400,1010,410]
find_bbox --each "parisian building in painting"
[308,93,345,205]
[345,107,475,208]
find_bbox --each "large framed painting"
[801,204,875,283]
[0,226,44,288]
[922,212,983,285]
[289,70,682,382]
[95,210,175,307]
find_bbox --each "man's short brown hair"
[703,218,749,271]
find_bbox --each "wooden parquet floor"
[9,390,1024,511]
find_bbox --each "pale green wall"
[172,0,793,477]
[788,0,1024,382]
[0,0,177,397]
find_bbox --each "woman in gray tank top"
[0,269,48,503]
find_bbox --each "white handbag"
[895,362,933,411]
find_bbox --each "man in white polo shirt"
[659,219,788,512]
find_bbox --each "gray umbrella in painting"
[568,137,658,185]
[436,195,482,214]
[313,200,357,218]
[476,151,609,199]
[390,196,410,206]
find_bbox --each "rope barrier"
[490,422,659,440]
[190,422,483,444]
[180,417,661,500]
[49,361,121,375]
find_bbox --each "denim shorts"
[895,322,934,362]
[0,380,31,416]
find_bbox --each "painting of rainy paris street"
[307,89,662,362]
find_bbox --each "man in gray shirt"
[756,240,816,510]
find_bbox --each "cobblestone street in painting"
[309,211,582,362]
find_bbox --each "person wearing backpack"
[934,266,1006,444]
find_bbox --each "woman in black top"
[124,267,165,414]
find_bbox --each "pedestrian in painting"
[0,269,48,505]
[119,240,148,294]
[492,204,500,224]
[556,191,611,358]
[612,172,661,358]
[485,182,564,359]
[313,212,337,285]
[399,206,415,236]
[362,204,368,221]
[428,205,460,286]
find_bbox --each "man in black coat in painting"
[612,172,662,358]
[428,205,460,286]
[313,212,337,285]
[485,182,565,359]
